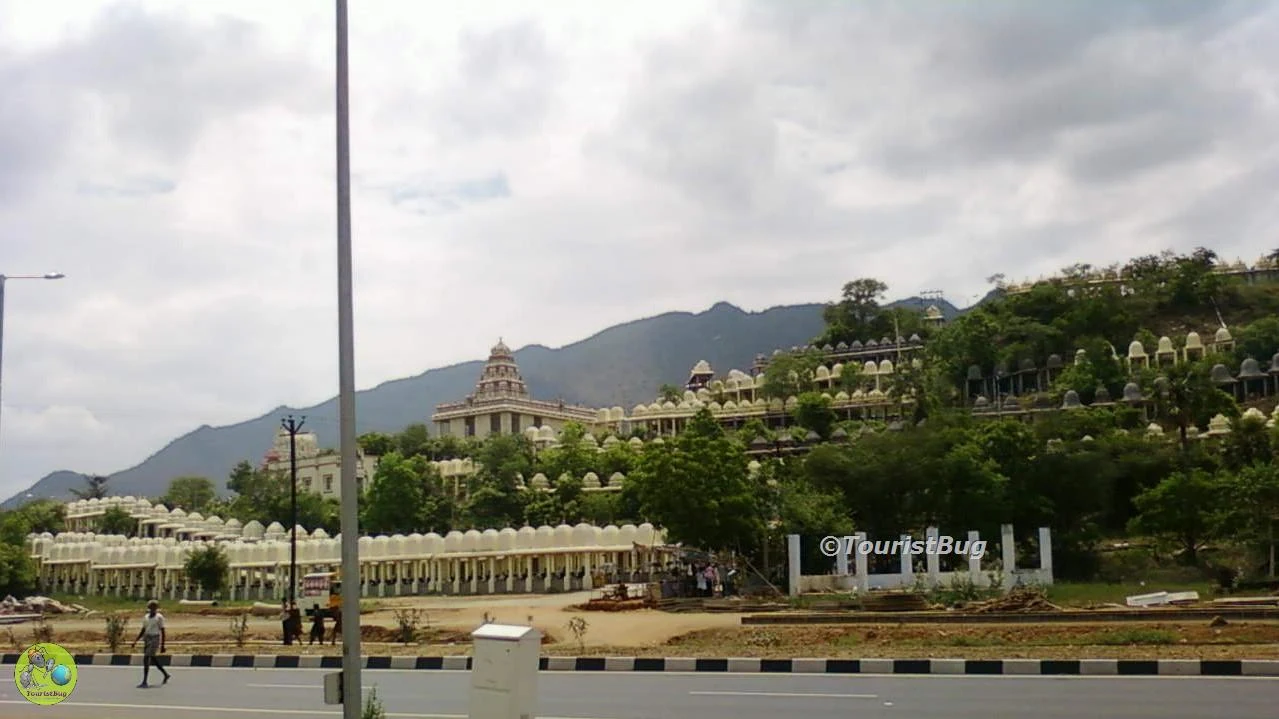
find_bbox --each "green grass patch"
[1045,581,1213,607]
[1080,628,1179,646]
[787,593,857,608]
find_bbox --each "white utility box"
[322,671,342,705]
[469,623,541,719]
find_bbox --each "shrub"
[183,544,230,598]
[230,614,250,648]
[391,608,425,644]
[105,614,129,652]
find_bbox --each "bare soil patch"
[14,592,1279,661]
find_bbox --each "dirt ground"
[10,591,1279,660]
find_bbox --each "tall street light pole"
[334,1,362,716]
[281,415,306,610]
[0,272,66,474]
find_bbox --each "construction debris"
[1210,596,1279,607]
[0,595,90,616]
[1126,590,1201,607]
[859,592,931,612]
[576,583,656,612]
[968,587,1063,613]
[578,598,650,612]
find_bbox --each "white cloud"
[1,0,1277,497]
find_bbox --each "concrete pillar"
[899,534,913,583]
[835,537,849,576]
[968,530,982,584]
[926,526,940,585]
[582,553,593,591]
[1001,524,1016,573]
[1038,526,1053,583]
[854,532,869,592]
[487,559,497,594]
[786,534,801,597]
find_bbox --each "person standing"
[130,599,171,688]
[288,602,304,644]
[329,605,342,645]
[280,599,291,645]
[308,603,325,645]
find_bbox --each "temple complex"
[996,254,1279,295]
[259,427,379,501]
[28,258,1279,599]
[37,497,672,600]
[431,339,619,439]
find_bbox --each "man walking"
[130,599,171,688]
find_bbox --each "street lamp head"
[43,273,65,280]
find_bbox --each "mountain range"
[2,296,964,508]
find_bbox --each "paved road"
[1,667,1274,718]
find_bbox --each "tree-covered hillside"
[6,247,1278,595]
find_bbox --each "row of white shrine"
[28,514,673,600]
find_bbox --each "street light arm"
[0,273,66,281]
[0,271,65,502]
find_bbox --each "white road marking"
[690,690,878,699]
[0,702,458,717]
[43,665,1279,680]
[246,683,370,690]
[0,702,615,719]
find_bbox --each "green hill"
[2,296,960,507]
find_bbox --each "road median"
[3,652,1278,676]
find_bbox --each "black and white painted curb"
[3,654,1278,676]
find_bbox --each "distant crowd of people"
[659,561,739,598]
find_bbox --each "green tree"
[396,423,433,458]
[553,473,585,523]
[99,506,136,536]
[221,460,341,533]
[816,277,889,344]
[357,432,397,457]
[71,474,109,500]
[0,544,37,596]
[464,434,533,529]
[1151,361,1238,450]
[1219,411,1274,470]
[1129,469,1227,565]
[628,409,762,553]
[578,492,624,525]
[523,492,562,527]
[362,452,435,534]
[1052,337,1127,403]
[1234,316,1279,366]
[760,348,824,399]
[160,476,217,513]
[184,543,230,597]
[771,462,853,574]
[226,460,275,499]
[794,392,836,439]
[535,423,595,486]
[1219,463,1279,577]
[7,499,66,536]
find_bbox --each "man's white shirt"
[141,613,165,636]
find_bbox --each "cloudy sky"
[1,0,1277,497]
